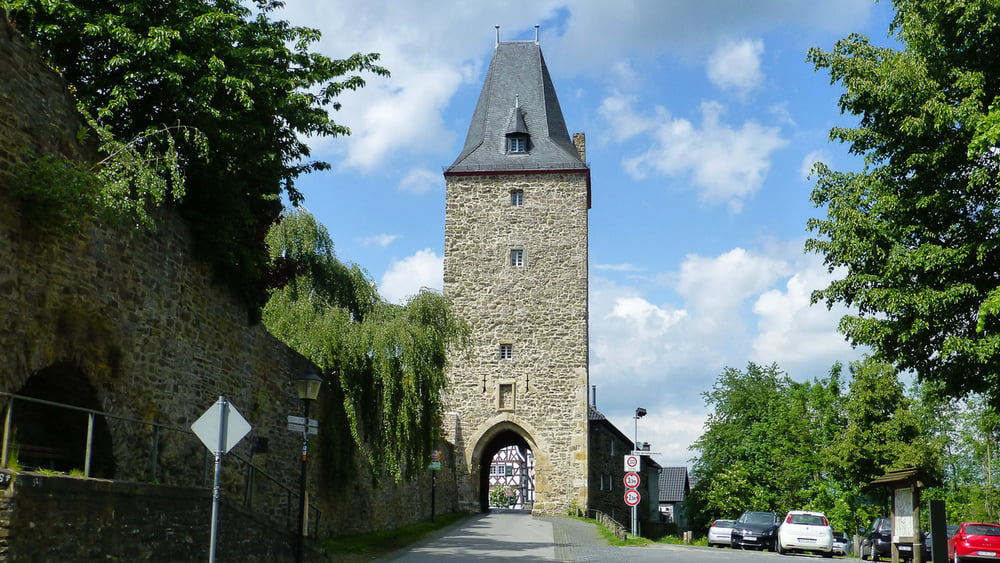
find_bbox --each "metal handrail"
[0,391,321,536]
[589,508,629,540]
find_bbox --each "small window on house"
[511,189,524,206]
[510,249,524,267]
[508,136,527,153]
[499,343,513,360]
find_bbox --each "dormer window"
[505,99,529,154]
[508,134,527,154]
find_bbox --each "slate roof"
[447,40,588,174]
[658,466,690,503]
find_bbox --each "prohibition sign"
[623,472,640,489]
[624,454,640,472]
[624,489,641,506]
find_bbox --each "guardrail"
[0,391,321,536]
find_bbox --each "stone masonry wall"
[0,470,298,562]
[0,8,460,556]
[443,171,590,514]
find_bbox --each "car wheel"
[870,544,880,562]
[861,542,869,561]
[822,551,833,559]
[777,541,786,555]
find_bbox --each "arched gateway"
[443,31,591,515]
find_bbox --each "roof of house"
[658,466,690,503]
[447,40,588,174]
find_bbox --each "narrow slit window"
[510,249,524,267]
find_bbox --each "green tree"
[262,209,469,484]
[805,0,1000,405]
[824,357,941,533]
[8,1,388,314]
[924,394,1000,522]
[689,363,822,526]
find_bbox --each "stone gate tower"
[442,31,591,515]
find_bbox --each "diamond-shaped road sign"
[192,397,252,454]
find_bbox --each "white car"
[777,510,834,557]
[707,519,736,547]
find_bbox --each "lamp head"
[635,407,647,419]
[294,371,324,401]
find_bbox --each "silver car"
[708,519,736,547]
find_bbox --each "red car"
[948,522,1000,562]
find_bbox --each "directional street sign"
[286,415,319,435]
[624,472,640,489]
[192,397,252,455]
[624,489,641,507]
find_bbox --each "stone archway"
[11,363,115,477]
[474,423,536,513]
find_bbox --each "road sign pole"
[632,505,637,538]
[208,396,229,563]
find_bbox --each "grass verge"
[320,512,469,562]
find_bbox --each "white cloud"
[800,149,831,180]
[707,39,765,96]
[751,260,863,376]
[358,234,399,248]
[399,167,441,195]
[589,243,866,467]
[379,249,443,304]
[273,1,874,173]
[597,92,658,142]
[621,101,788,212]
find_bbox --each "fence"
[589,508,629,540]
[0,391,321,536]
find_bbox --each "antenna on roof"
[495,25,500,47]
[535,24,540,44]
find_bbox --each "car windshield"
[744,512,775,524]
[714,521,735,528]
[966,525,1000,536]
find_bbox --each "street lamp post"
[294,371,323,563]
[631,407,646,538]
[633,407,646,451]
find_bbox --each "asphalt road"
[377,511,844,562]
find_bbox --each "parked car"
[776,510,834,557]
[948,522,1000,562]
[707,519,736,547]
[731,510,782,551]
[861,517,933,561]
[832,531,852,555]
[861,517,893,561]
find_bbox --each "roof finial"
[535,24,540,44]
[515,94,519,109]
[495,25,500,47]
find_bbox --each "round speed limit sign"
[624,489,641,506]
[623,472,640,488]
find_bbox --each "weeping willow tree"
[262,209,469,485]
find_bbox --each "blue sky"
[274,1,899,468]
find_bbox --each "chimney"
[573,132,586,162]
[591,385,596,408]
